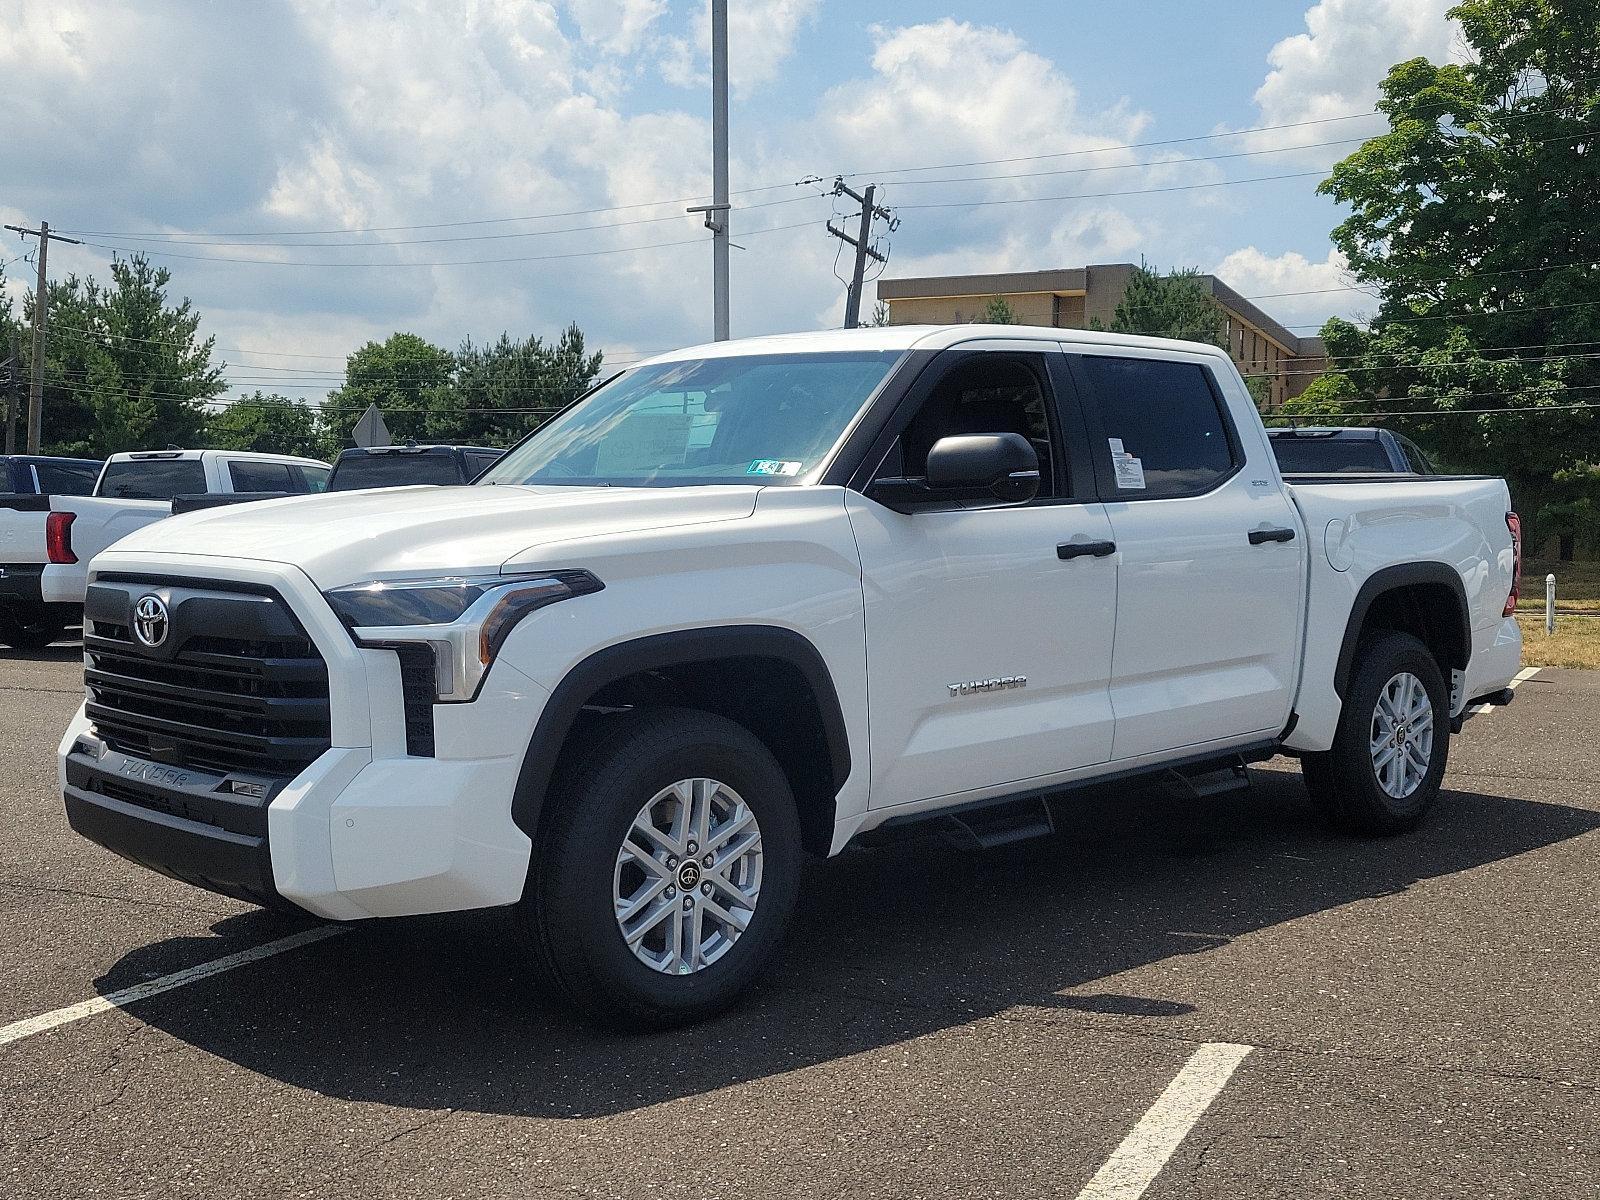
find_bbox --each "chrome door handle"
[1248,527,1297,545]
[1058,540,1117,560]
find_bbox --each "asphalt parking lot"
[2,641,1597,1200]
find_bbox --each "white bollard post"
[1546,573,1557,635]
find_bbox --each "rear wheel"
[0,603,68,651]
[521,707,802,1029]
[1302,631,1449,834]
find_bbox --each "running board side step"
[1163,757,1252,800]
[940,796,1055,851]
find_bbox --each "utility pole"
[827,180,897,328]
[687,0,731,341]
[4,221,82,453]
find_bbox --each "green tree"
[1104,261,1228,349]
[318,332,455,450]
[443,324,603,446]
[866,300,893,327]
[979,296,1018,325]
[208,392,322,457]
[1310,0,1600,558]
[19,254,222,456]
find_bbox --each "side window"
[1079,357,1238,499]
[33,462,98,495]
[292,465,331,493]
[466,451,502,479]
[228,460,294,492]
[1396,436,1433,474]
[890,355,1058,499]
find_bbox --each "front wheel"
[1301,631,1450,834]
[521,707,803,1029]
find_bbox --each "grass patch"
[1516,612,1600,670]
[1519,558,1600,613]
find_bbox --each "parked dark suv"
[1268,427,1437,474]
[327,445,505,491]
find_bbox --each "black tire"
[0,604,68,651]
[1301,630,1450,834]
[520,706,803,1029]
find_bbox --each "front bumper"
[59,551,548,921]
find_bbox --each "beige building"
[875,263,1325,409]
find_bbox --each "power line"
[1279,400,1600,420]
[70,217,820,269]
[53,109,1393,244]
[75,193,821,251]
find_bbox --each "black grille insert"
[83,577,332,779]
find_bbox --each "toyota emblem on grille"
[132,594,170,648]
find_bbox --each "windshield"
[329,451,464,491]
[97,458,207,499]
[477,351,902,488]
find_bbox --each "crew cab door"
[845,347,1118,810]
[1066,348,1305,760]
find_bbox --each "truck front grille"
[83,576,332,779]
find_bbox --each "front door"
[846,348,1119,811]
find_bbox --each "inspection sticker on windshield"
[747,459,803,477]
[1109,439,1146,489]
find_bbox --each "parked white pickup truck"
[0,449,328,647]
[57,327,1523,1027]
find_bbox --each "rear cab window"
[97,458,208,500]
[1269,435,1394,474]
[1075,356,1240,499]
[328,451,465,491]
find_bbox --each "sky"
[0,0,1467,403]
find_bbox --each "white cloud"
[1211,246,1367,328]
[1248,0,1462,147]
[561,0,667,56]
[658,0,821,94]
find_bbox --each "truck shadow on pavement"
[98,768,1600,1118]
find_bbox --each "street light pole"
[710,0,730,340]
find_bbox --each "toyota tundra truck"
[56,326,1524,1027]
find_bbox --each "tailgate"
[0,493,51,568]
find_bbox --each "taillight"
[1503,511,1521,617]
[45,511,76,565]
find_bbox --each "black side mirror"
[868,432,1041,509]
[927,433,1040,503]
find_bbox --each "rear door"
[1067,348,1306,761]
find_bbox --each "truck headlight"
[324,570,603,701]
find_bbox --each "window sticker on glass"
[1109,438,1147,490]
[746,459,803,477]
[594,410,694,475]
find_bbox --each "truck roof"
[643,324,1236,365]
[106,449,329,467]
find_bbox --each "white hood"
[105,484,760,588]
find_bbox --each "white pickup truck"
[0,448,329,648]
[57,327,1523,1027]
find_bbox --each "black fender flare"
[1333,562,1470,697]
[509,625,852,839]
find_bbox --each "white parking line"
[1074,1041,1253,1200]
[0,925,347,1049]
[1467,665,1543,716]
